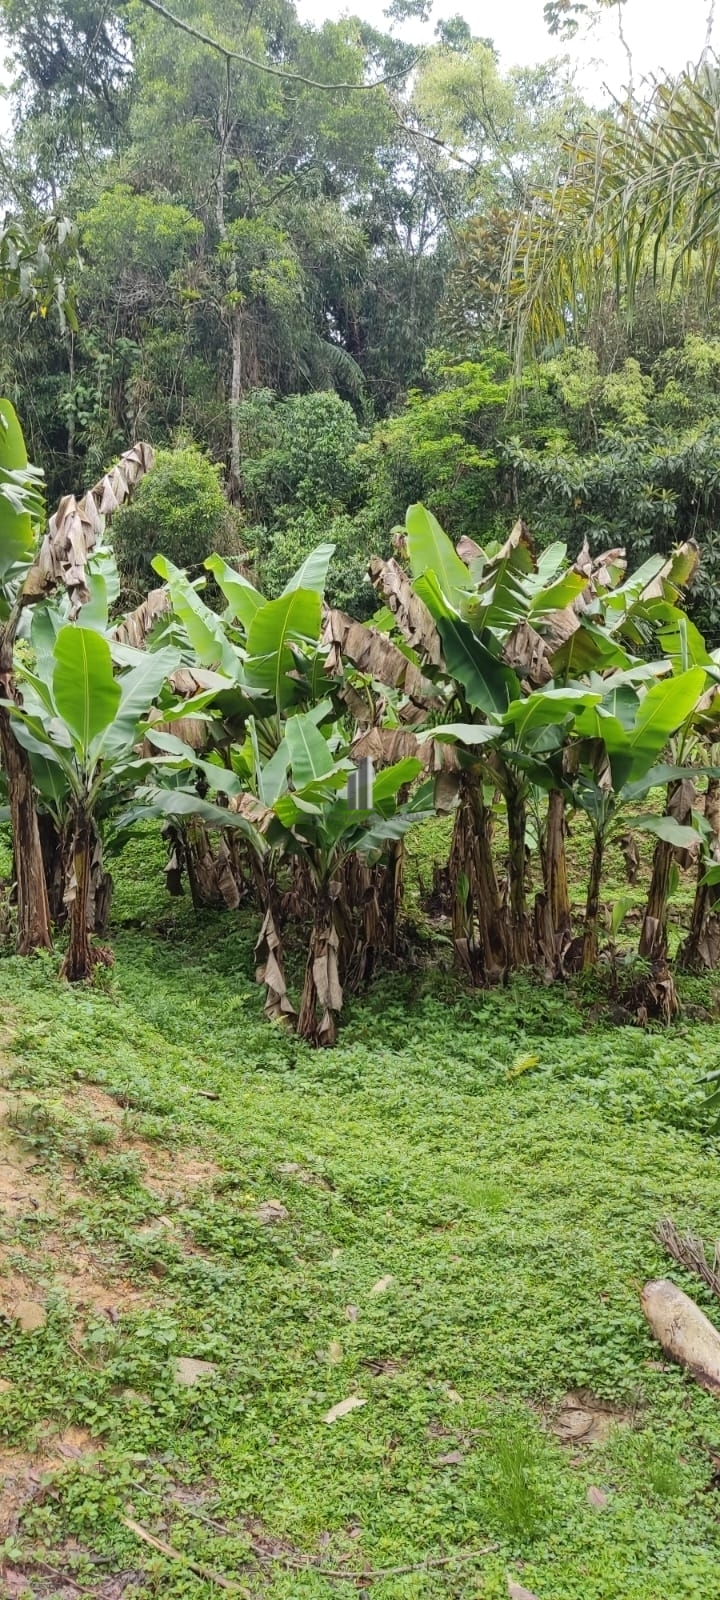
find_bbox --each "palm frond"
[504,64,720,363]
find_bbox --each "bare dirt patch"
[0,1428,102,1540]
[0,1078,219,1340]
[60,1084,221,1202]
[548,1391,635,1447]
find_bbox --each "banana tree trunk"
[639,779,695,960]
[679,776,720,970]
[467,774,507,981]
[505,773,532,969]
[0,707,52,955]
[583,827,605,971]
[61,803,94,981]
[297,884,343,1047]
[46,813,113,935]
[252,857,296,1026]
[38,812,67,925]
[449,772,507,983]
[536,788,572,976]
[546,788,571,942]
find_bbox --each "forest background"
[4,0,720,637]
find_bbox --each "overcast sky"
[297,0,718,102]
[0,0,716,128]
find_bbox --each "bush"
[112,447,241,602]
[258,507,384,620]
[235,389,364,523]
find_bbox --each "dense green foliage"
[112,446,240,602]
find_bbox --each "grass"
[1,825,720,1596]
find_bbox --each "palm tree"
[504,63,720,360]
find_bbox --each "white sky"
[0,0,716,129]
[297,0,719,102]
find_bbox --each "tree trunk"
[0,709,52,955]
[86,825,114,936]
[505,774,532,969]
[252,856,296,1025]
[466,774,507,981]
[38,811,67,926]
[537,788,572,976]
[679,775,720,970]
[546,789,571,943]
[61,804,94,981]
[297,886,343,1047]
[448,772,506,983]
[583,828,605,970]
[228,305,242,501]
[378,839,404,958]
[639,779,696,960]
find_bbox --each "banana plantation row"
[1,399,718,1042]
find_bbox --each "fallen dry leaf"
[369,1275,394,1295]
[345,1305,359,1322]
[587,1485,608,1509]
[327,1340,344,1365]
[551,1392,628,1445]
[435,1450,464,1467]
[444,1386,463,1404]
[508,1581,540,1600]
[323,1395,367,1425]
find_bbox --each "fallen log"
[641,1278,720,1394]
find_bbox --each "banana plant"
[148,544,344,913]
[0,399,53,953]
[234,707,427,1045]
[569,667,707,980]
[11,622,180,979]
[391,503,609,974]
[0,402,154,955]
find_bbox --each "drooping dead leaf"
[255,908,297,1025]
[345,1305,359,1323]
[368,556,442,665]
[323,1395,367,1424]
[351,724,457,776]
[327,1340,344,1365]
[456,534,482,563]
[112,586,170,648]
[229,792,274,832]
[503,620,552,686]
[24,442,154,616]
[322,607,430,707]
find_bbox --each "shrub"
[258,507,384,619]
[112,447,241,602]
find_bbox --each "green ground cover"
[0,826,720,1598]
